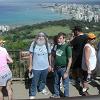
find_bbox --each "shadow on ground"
[89,79,100,94]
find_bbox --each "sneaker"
[29,96,35,99]
[50,94,60,98]
[82,88,89,92]
[95,76,100,80]
[41,88,49,95]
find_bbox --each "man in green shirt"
[51,32,72,98]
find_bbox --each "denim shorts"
[0,71,12,86]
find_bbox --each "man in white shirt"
[28,32,51,99]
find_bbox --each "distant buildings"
[50,3,100,22]
[0,25,10,34]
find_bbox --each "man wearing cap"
[28,32,51,99]
[0,39,13,100]
[81,33,97,96]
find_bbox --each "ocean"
[0,0,68,26]
[0,0,99,26]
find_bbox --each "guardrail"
[8,50,29,80]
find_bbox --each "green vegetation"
[32,25,71,36]
[1,19,100,50]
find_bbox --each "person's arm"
[63,57,72,79]
[64,46,72,79]
[66,57,72,73]
[28,42,34,72]
[5,48,13,63]
[48,54,51,66]
[29,52,33,72]
[7,54,13,63]
[84,46,91,73]
[48,43,52,72]
[48,53,52,72]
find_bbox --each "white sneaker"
[41,88,49,95]
[29,96,35,99]
[96,76,100,80]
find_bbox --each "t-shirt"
[70,34,88,58]
[70,34,88,67]
[29,42,51,70]
[55,43,72,67]
[82,43,97,71]
[0,46,11,75]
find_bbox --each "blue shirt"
[29,42,51,70]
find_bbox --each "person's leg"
[82,81,89,91]
[63,77,69,97]
[0,86,3,100]
[37,68,48,92]
[29,70,40,98]
[6,80,13,100]
[81,70,90,96]
[71,66,79,84]
[72,58,82,84]
[53,69,60,96]
[61,67,69,97]
[60,77,63,89]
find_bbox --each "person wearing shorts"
[0,39,13,100]
[82,33,97,96]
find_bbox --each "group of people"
[70,26,97,96]
[28,26,99,99]
[0,26,100,100]
[28,32,72,99]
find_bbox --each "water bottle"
[28,70,34,79]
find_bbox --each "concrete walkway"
[4,79,100,100]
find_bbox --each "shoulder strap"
[33,41,37,56]
[45,40,49,54]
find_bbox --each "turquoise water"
[0,1,68,26]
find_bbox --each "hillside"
[1,19,100,50]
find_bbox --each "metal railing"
[8,50,29,80]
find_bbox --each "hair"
[57,32,66,39]
[34,32,48,42]
[72,26,82,33]
[53,35,58,45]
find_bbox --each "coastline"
[0,1,99,29]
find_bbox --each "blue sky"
[0,0,100,4]
[0,0,99,2]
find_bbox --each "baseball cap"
[88,33,96,39]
